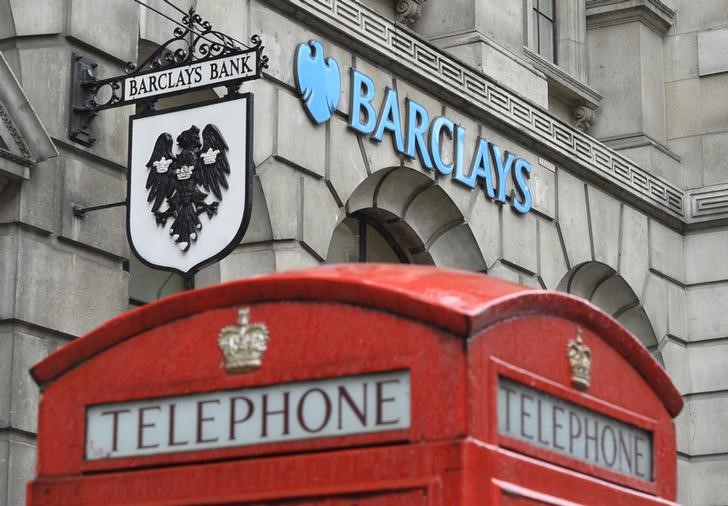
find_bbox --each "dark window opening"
[534,0,556,63]
[327,209,432,265]
[127,255,187,307]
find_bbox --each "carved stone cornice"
[394,0,426,27]
[688,184,728,224]
[586,0,676,34]
[0,52,57,181]
[0,103,34,165]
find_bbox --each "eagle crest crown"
[144,123,231,252]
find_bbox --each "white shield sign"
[127,94,252,275]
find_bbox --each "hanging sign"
[127,94,253,275]
[124,50,259,102]
[67,8,269,274]
[69,8,268,145]
[77,23,268,113]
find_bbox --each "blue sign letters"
[295,41,533,214]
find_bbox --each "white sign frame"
[126,94,253,275]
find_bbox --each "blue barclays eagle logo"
[294,40,340,124]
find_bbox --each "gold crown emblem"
[218,308,269,374]
[567,328,591,390]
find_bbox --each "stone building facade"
[1,0,727,504]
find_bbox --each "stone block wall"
[0,1,134,504]
[677,226,728,505]
[664,0,728,189]
[664,2,728,501]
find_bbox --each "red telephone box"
[28,264,683,505]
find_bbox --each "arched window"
[127,255,187,307]
[558,262,660,361]
[326,209,431,264]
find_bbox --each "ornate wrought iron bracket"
[69,54,100,146]
[67,7,268,146]
[72,200,127,218]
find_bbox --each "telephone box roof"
[31,263,683,416]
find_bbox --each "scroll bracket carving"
[395,0,426,27]
[574,104,598,132]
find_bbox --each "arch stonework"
[344,166,486,272]
[557,262,661,359]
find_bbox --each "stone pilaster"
[416,0,549,107]
[586,0,681,185]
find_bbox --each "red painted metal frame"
[30,443,461,505]
[31,265,682,419]
[35,301,468,478]
[465,311,679,502]
[28,264,683,506]
[486,475,678,506]
[490,357,660,495]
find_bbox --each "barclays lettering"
[294,40,533,214]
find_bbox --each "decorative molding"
[0,148,33,167]
[574,105,598,132]
[0,103,34,165]
[586,0,675,34]
[274,0,685,220]
[433,30,549,106]
[523,46,602,109]
[0,51,57,177]
[394,0,426,27]
[688,185,728,222]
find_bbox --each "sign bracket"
[72,200,127,218]
[68,53,100,146]
[67,7,268,146]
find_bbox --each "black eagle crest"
[145,124,230,251]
